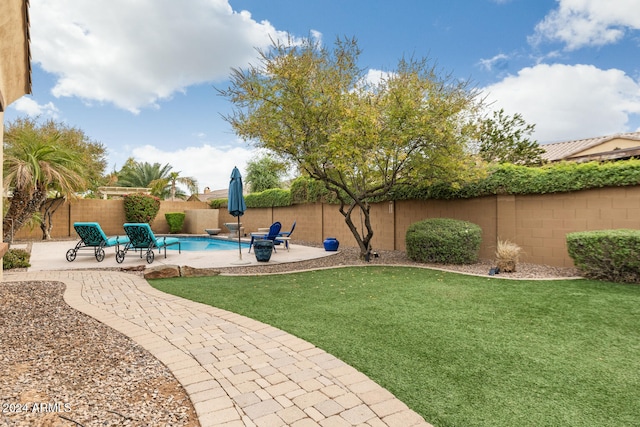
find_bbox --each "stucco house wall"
[0,0,31,279]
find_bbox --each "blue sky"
[5,0,640,192]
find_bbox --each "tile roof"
[542,131,640,161]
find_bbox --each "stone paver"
[4,270,432,427]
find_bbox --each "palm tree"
[116,160,173,189]
[153,171,198,201]
[116,160,197,200]
[3,130,85,241]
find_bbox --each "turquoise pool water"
[165,236,249,251]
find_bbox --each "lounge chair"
[277,221,296,250]
[248,221,282,253]
[66,222,129,262]
[117,223,181,264]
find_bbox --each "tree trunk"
[3,187,48,242]
[40,197,65,240]
[338,198,374,260]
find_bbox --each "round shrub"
[123,193,160,224]
[567,229,640,283]
[165,212,186,234]
[406,218,482,264]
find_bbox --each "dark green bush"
[567,229,640,283]
[123,193,161,223]
[3,248,31,269]
[406,218,482,264]
[164,212,186,234]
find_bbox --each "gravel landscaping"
[215,243,582,279]
[0,281,200,427]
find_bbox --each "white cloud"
[30,0,290,113]
[482,63,640,142]
[363,69,394,86]
[9,97,59,118]
[531,0,640,50]
[478,54,509,72]
[130,143,256,192]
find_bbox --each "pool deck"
[20,237,334,272]
[4,238,431,427]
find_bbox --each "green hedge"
[164,212,186,233]
[290,177,339,204]
[405,218,482,264]
[209,189,292,209]
[244,188,291,208]
[391,160,640,200]
[567,229,640,283]
[207,160,640,209]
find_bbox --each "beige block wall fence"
[11,186,640,268]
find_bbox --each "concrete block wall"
[9,186,640,267]
[516,187,640,267]
[12,199,209,240]
[70,199,128,237]
[155,201,209,234]
[184,209,219,234]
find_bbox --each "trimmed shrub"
[389,159,640,201]
[165,212,186,234]
[3,248,31,269]
[245,188,291,208]
[567,229,640,283]
[406,218,482,264]
[123,193,161,224]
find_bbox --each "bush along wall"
[123,193,161,223]
[244,188,291,208]
[567,229,640,283]
[390,159,640,200]
[210,160,640,209]
[209,198,228,209]
[165,212,186,233]
[406,218,482,264]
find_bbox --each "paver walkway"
[4,270,431,427]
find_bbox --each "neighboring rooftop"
[542,131,640,162]
[188,187,229,202]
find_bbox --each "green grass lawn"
[151,267,640,427]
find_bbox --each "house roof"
[189,188,229,202]
[542,131,640,162]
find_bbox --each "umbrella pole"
[237,216,242,260]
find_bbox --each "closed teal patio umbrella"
[228,166,248,262]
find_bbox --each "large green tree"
[245,155,287,192]
[221,37,483,258]
[477,108,545,166]
[3,117,104,241]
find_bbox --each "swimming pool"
[165,236,250,251]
